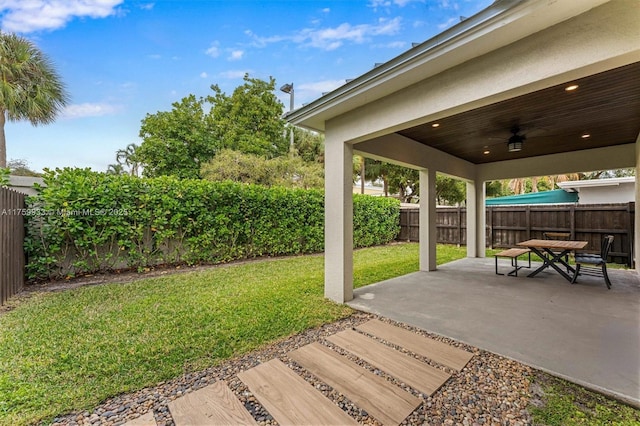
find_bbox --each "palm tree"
[0,32,69,168]
[106,164,125,175]
[116,143,141,176]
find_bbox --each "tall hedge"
[25,168,400,280]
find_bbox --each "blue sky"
[1,0,492,173]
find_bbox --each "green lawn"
[0,242,436,426]
[1,243,635,426]
[530,372,640,425]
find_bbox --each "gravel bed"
[49,312,533,426]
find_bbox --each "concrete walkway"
[348,258,640,407]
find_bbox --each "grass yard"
[0,242,431,426]
[2,243,636,426]
[530,371,640,425]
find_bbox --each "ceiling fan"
[507,126,526,152]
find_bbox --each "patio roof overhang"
[283,0,640,303]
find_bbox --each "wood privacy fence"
[399,203,635,266]
[0,187,25,305]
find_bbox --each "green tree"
[114,143,141,176]
[275,156,324,189]
[137,75,289,179]
[201,149,323,190]
[0,166,8,185]
[435,175,466,205]
[105,163,125,175]
[486,180,507,197]
[0,32,69,168]
[293,127,324,163]
[387,164,419,203]
[209,74,288,158]
[7,158,41,176]
[136,95,217,179]
[353,158,468,205]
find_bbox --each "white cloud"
[205,41,220,58]
[245,17,401,51]
[139,3,154,10]
[438,0,460,10]
[369,0,422,9]
[0,0,124,33]
[219,70,249,79]
[372,40,407,49]
[297,79,346,101]
[200,72,208,78]
[437,16,457,30]
[296,17,401,50]
[228,50,244,61]
[61,102,120,119]
[245,29,286,48]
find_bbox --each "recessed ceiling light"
[483,146,490,155]
[431,123,440,128]
[565,84,579,91]
[581,133,591,139]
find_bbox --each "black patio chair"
[571,235,614,289]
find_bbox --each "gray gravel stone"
[49,313,534,426]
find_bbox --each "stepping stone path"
[168,381,257,425]
[122,411,156,426]
[124,320,473,426]
[356,319,474,371]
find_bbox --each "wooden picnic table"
[516,239,588,282]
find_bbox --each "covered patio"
[284,0,640,409]
[348,258,640,406]
[286,0,640,302]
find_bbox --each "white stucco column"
[419,169,437,271]
[470,180,486,257]
[324,137,353,303]
[635,137,639,273]
[466,181,477,257]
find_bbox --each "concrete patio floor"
[348,257,640,407]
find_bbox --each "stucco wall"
[576,183,636,204]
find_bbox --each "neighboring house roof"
[486,189,578,205]
[557,176,635,192]
[8,175,45,196]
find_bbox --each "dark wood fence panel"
[0,187,25,305]
[399,203,635,266]
[398,208,419,241]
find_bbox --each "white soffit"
[286,0,611,132]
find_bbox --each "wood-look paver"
[327,329,450,396]
[238,358,358,426]
[289,342,421,425]
[357,319,474,371]
[122,411,157,426]
[168,381,257,426]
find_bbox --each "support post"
[419,169,437,271]
[324,137,353,302]
[467,180,486,257]
[635,137,639,273]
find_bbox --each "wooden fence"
[0,186,25,305]
[399,203,635,266]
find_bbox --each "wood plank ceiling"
[397,62,640,165]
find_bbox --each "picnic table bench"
[494,248,531,277]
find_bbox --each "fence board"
[0,187,25,305]
[399,203,635,266]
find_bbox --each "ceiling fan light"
[508,141,523,152]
